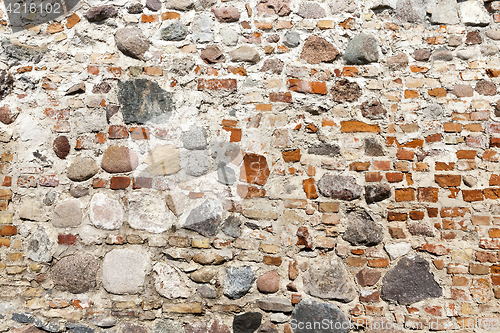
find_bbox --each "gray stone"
[165,0,193,10]
[407,223,435,237]
[52,199,82,228]
[90,193,123,230]
[69,185,88,198]
[0,70,13,101]
[128,192,175,233]
[481,44,498,56]
[86,5,117,22]
[222,215,242,238]
[303,255,356,302]
[297,2,326,18]
[52,253,98,294]
[1,39,47,64]
[395,0,426,22]
[432,48,453,61]
[261,59,284,74]
[183,198,223,236]
[343,209,384,246]
[88,317,116,328]
[283,31,300,48]
[153,262,190,299]
[448,35,462,47]
[127,3,143,14]
[34,320,61,333]
[67,157,98,182]
[431,0,459,25]
[118,79,174,124]
[233,312,262,333]
[224,266,255,299]
[344,33,379,65]
[291,299,350,333]
[486,29,500,40]
[114,27,149,60]
[171,57,195,76]
[44,192,57,206]
[154,320,185,333]
[210,142,242,165]
[318,174,363,200]
[365,137,384,156]
[256,297,293,312]
[192,14,213,43]
[413,48,431,61]
[217,165,236,185]
[198,284,217,298]
[161,21,188,41]
[122,322,147,333]
[460,0,490,26]
[230,45,260,63]
[181,150,212,177]
[463,175,477,187]
[65,82,85,95]
[146,0,161,11]
[381,255,442,305]
[20,198,46,221]
[26,226,52,263]
[102,249,149,294]
[457,48,477,60]
[365,184,391,204]
[308,143,340,157]
[221,27,239,46]
[12,312,35,323]
[422,103,443,118]
[181,126,207,150]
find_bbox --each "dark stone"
[318,174,363,201]
[343,209,384,246]
[413,48,431,61]
[308,143,340,157]
[118,79,174,124]
[224,266,255,299]
[300,35,339,64]
[291,299,350,333]
[233,312,262,333]
[365,184,391,204]
[85,5,117,22]
[496,102,500,117]
[381,255,442,305]
[34,320,61,333]
[146,0,162,11]
[1,39,46,64]
[92,82,111,94]
[257,321,277,333]
[127,3,143,14]
[51,253,99,294]
[0,69,14,100]
[183,199,223,237]
[475,80,497,96]
[53,136,70,159]
[331,79,361,103]
[466,31,482,45]
[261,59,284,74]
[222,215,242,238]
[407,223,435,237]
[12,312,35,323]
[161,21,188,41]
[361,100,386,119]
[365,137,384,156]
[344,33,379,65]
[66,323,94,333]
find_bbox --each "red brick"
[349,162,370,171]
[484,188,500,199]
[444,123,463,132]
[287,79,327,94]
[223,127,242,142]
[269,92,293,103]
[456,150,476,159]
[490,137,500,148]
[110,177,130,190]
[368,259,389,268]
[198,79,237,91]
[410,211,425,220]
[427,207,438,218]
[395,188,415,201]
[373,161,391,170]
[419,244,450,256]
[130,127,150,140]
[39,175,59,187]
[365,172,382,182]
[435,162,454,171]
[58,234,77,245]
[397,148,414,161]
[387,212,407,221]
[434,175,461,187]
[93,178,106,188]
[108,125,129,139]
[417,187,438,202]
[386,173,404,183]
[462,190,484,202]
[425,133,442,143]
[17,175,37,188]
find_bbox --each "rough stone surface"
[431,0,459,25]
[211,6,240,22]
[233,312,262,333]
[129,192,175,233]
[67,157,98,181]
[146,0,161,11]
[183,198,223,236]
[308,143,340,157]
[257,270,279,293]
[361,100,386,119]
[230,46,260,63]
[318,174,363,200]
[297,2,326,19]
[303,255,356,302]
[256,297,293,312]
[395,0,426,22]
[222,215,242,238]
[118,79,174,124]
[414,48,430,61]
[475,80,497,96]
[26,227,52,263]
[182,126,207,150]
[86,6,117,22]
[385,242,412,260]
[432,48,453,61]
[356,267,381,287]
[343,209,384,246]
[101,145,139,173]
[224,266,255,299]
[365,137,385,156]
[114,28,149,60]
[153,262,190,299]
[365,184,391,204]
[381,255,442,305]
[90,193,123,230]
[144,145,180,175]
[460,0,490,26]
[331,79,361,102]
[102,249,149,294]
[0,70,14,100]
[181,150,212,177]
[291,299,350,333]
[344,33,379,65]
[51,253,98,294]
[300,36,338,64]
[53,136,70,159]
[261,59,284,74]
[201,45,224,63]
[52,199,82,228]
[217,165,235,185]
[161,21,188,41]
[283,31,300,48]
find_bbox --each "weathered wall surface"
[1,0,500,332]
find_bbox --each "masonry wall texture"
[2,0,500,332]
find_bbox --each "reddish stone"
[53,136,70,159]
[0,106,14,124]
[110,176,130,190]
[58,234,77,245]
[359,290,380,302]
[133,177,153,189]
[239,153,270,186]
[236,185,265,198]
[198,79,237,91]
[257,270,279,293]
[201,45,224,64]
[39,175,59,187]
[93,178,107,188]
[368,259,389,268]
[269,92,292,103]
[296,226,313,249]
[212,6,240,22]
[0,225,17,236]
[300,35,339,64]
[331,79,361,102]
[288,78,327,94]
[389,227,406,239]
[356,267,381,287]
[419,244,450,256]
[101,145,139,173]
[108,125,129,139]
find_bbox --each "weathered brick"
[340,121,380,133]
[395,188,415,201]
[462,190,484,202]
[198,79,237,91]
[435,175,461,187]
[287,79,327,94]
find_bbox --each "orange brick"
[366,172,382,182]
[426,133,442,143]
[462,190,484,202]
[341,66,359,77]
[66,13,80,28]
[410,211,425,220]
[255,104,272,111]
[282,149,301,162]
[444,123,463,133]
[386,173,404,183]
[410,65,428,73]
[374,161,391,170]
[435,175,461,188]
[435,162,454,171]
[162,12,181,20]
[418,187,439,202]
[456,150,476,159]
[368,259,389,268]
[428,88,447,97]
[395,188,415,201]
[484,188,500,200]
[0,225,17,236]
[388,212,407,221]
[287,79,327,95]
[397,148,414,161]
[144,67,163,76]
[303,178,318,200]
[269,92,292,103]
[349,162,370,171]
[141,14,158,22]
[404,90,419,99]
[130,127,150,140]
[340,121,380,133]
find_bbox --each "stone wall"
[1,0,500,332]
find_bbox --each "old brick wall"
[1,0,500,332]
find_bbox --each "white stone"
[102,249,149,294]
[385,242,412,259]
[90,193,124,230]
[128,192,176,233]
[460,0,490,26]
[152,262,191,299]
[431,0,459,25]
